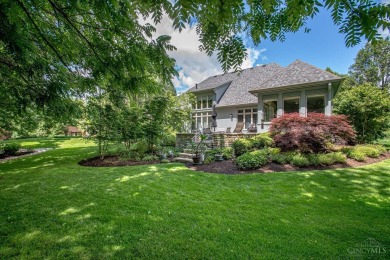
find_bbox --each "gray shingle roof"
[187,60,342,107]
[252,60,342,90]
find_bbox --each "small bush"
[349,151,366,161]
[142,155,159,161]
[134,140,148,158]
[271,153,289,165]
[355,145,385,158]
[329,152,347,164]
[316,153,335,165]
[307,154,321,166]
[203,156,214,165]
[251,133,274,149]
[342,144,386,161]
[221,147,234,160]
[160,159,170,163]
[290,154,310,167]
[235,150,268,170]
[265,147,280,156]
[232,138,253,156]
[2,143,21,156]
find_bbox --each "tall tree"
[349,38,390,90]
[1,0,389,130]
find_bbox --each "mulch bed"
[0,148,51,162]
[79,155,164,167]
[185,152,390,174]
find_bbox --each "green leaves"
[349,38,390,90]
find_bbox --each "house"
[65,126,82,136]
[187,60,343,133]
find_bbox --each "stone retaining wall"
[176,133,258,149]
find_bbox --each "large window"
[237,108,257,129]
[307,96,325,113]
[194,95,215,110]
[263,100,277,122]
[192,112,212,130]
[284,98,300,114]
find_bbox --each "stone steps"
[173,157,193,163]
[178,152,193,159]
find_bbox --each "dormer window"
[194,94,215,110]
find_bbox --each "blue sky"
[148,2,388,92]
[253,7,364,74]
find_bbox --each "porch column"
[300,90,306,116]
[327,83,332,115]
[277,93,283,117]
[257,94,263,133]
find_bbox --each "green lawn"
[0,137,389,259]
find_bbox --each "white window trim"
[192,111,212,130]
[195,94,215,111]
[237,108,258,129]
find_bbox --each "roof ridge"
[287,60,342,78]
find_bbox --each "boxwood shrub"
[232,138,253,156]
[251,133,274,149]
[290,154,310,167]
[235,150,269,170]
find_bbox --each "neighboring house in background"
[65,126,82,136]
[187,60,343,133]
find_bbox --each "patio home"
[187,60,343,133]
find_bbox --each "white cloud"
[140,15,267,93]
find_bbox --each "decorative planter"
[214,154,224,161]
[192,156,202,165]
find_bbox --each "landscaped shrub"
[270,113,356,153]
[306,154,321,166]
[271,153,289,164]
[290,154,310,167]
[235,150,268,170]
[265,147,280,156]
[329,152,347,164]
[221,147,234,160]
[142,155,159,161]
[355,145,385,158]
[348,150,366,161]
[317,153,336,165]
[251,133,274,149]
[2,143,21,156]
[203,156,214,165]
[232,138,253,156]
[341,144,387,161]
